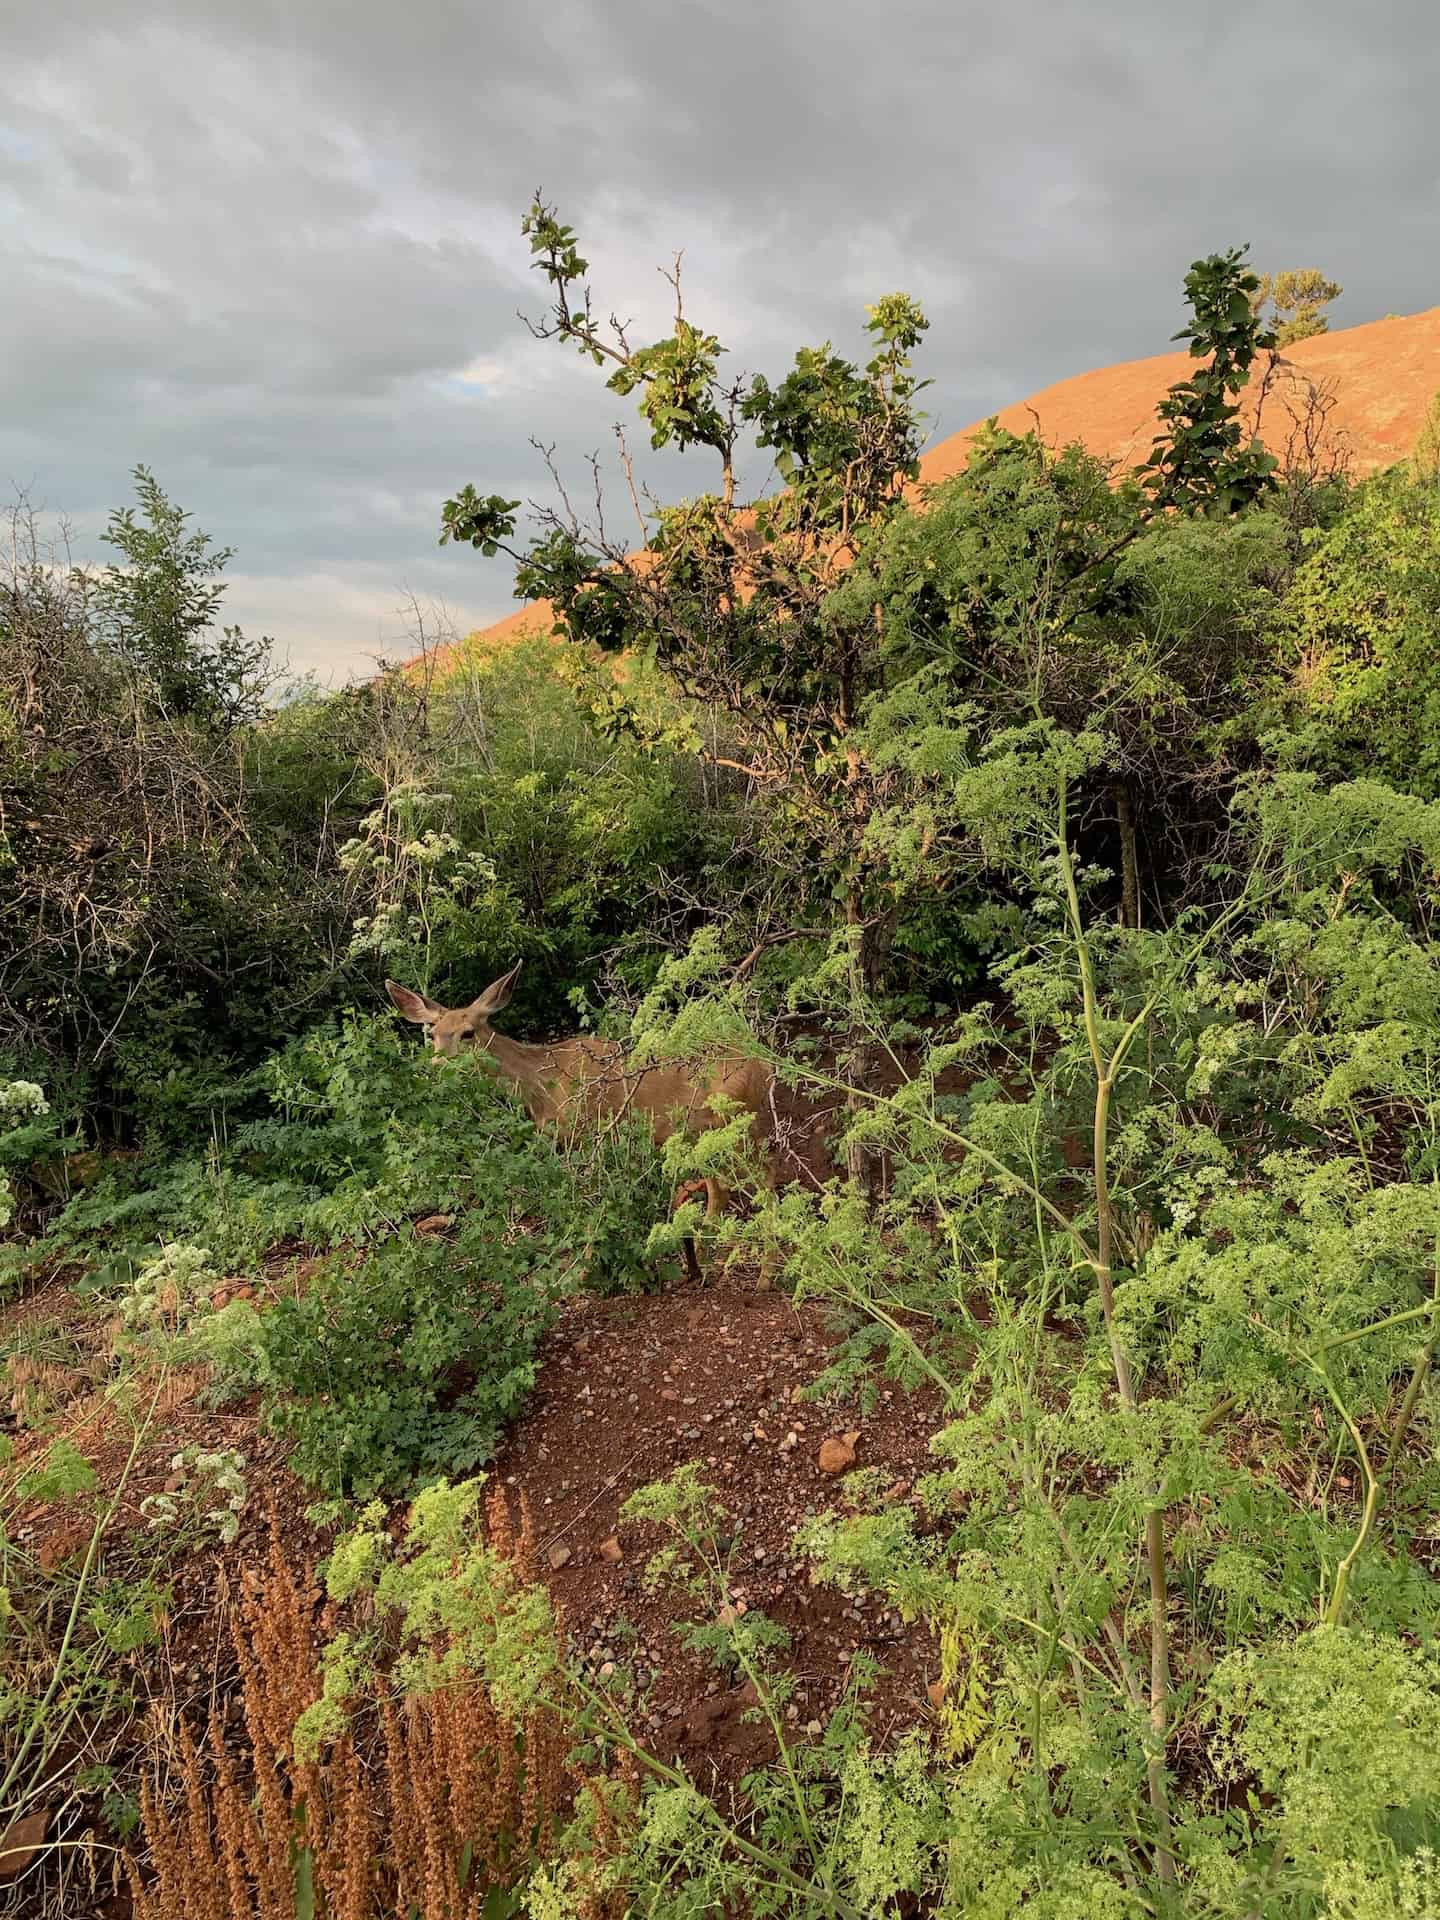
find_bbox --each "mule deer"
[385,964,774,1251]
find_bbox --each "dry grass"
[126,1496,627,1920]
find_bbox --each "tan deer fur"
[385,963,773,1218]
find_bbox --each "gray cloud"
[3,0,1437,677]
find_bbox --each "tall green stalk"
[1055,780,1175,1884]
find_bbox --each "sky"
[3,0,1437,682]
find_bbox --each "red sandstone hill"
[421,306,1439,672]
[916,304,1440,487]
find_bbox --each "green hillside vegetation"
[4,222,1440,1917]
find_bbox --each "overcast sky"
[4,1,1436,681]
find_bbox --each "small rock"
[0,1810,50,1883]
[546,1543,573,1571]
[660,1388,680,1404]
[818,1430,861,1475]
[598,1536,623,1564]
[37,1524,90,1574]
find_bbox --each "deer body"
[480,1026,772,1150]
[386,965,773,1219]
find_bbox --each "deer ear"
[386,980,444,1025]
[469,960,523,1019]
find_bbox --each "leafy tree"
[841,245,1292,931]
[1139,246,1280,516]
[95,465,270,727]
[442,199,935,1179]
[852,432,1289,924]
[1253,266,1345,346]
[444,205,929,833]
[0,485,373,1132]
[446,231,1283,913]
[443,196,927,853]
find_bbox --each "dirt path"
[491,1276,945,1790]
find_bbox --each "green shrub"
[48,1016,557,1267]
[349,636,731,1027]
[1276,466,1440,795]
[231,1218,564,1497]
[42,1017,675,1494]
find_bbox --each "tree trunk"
[1115,780,1141,931]
[843,890,894,1203]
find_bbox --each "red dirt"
[490,1275,945,1794]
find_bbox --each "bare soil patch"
[490,1275,945,1794]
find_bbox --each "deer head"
[385,962,523,1059]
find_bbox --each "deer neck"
[479,1028,615,1121]
[480,1029,549,1096]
